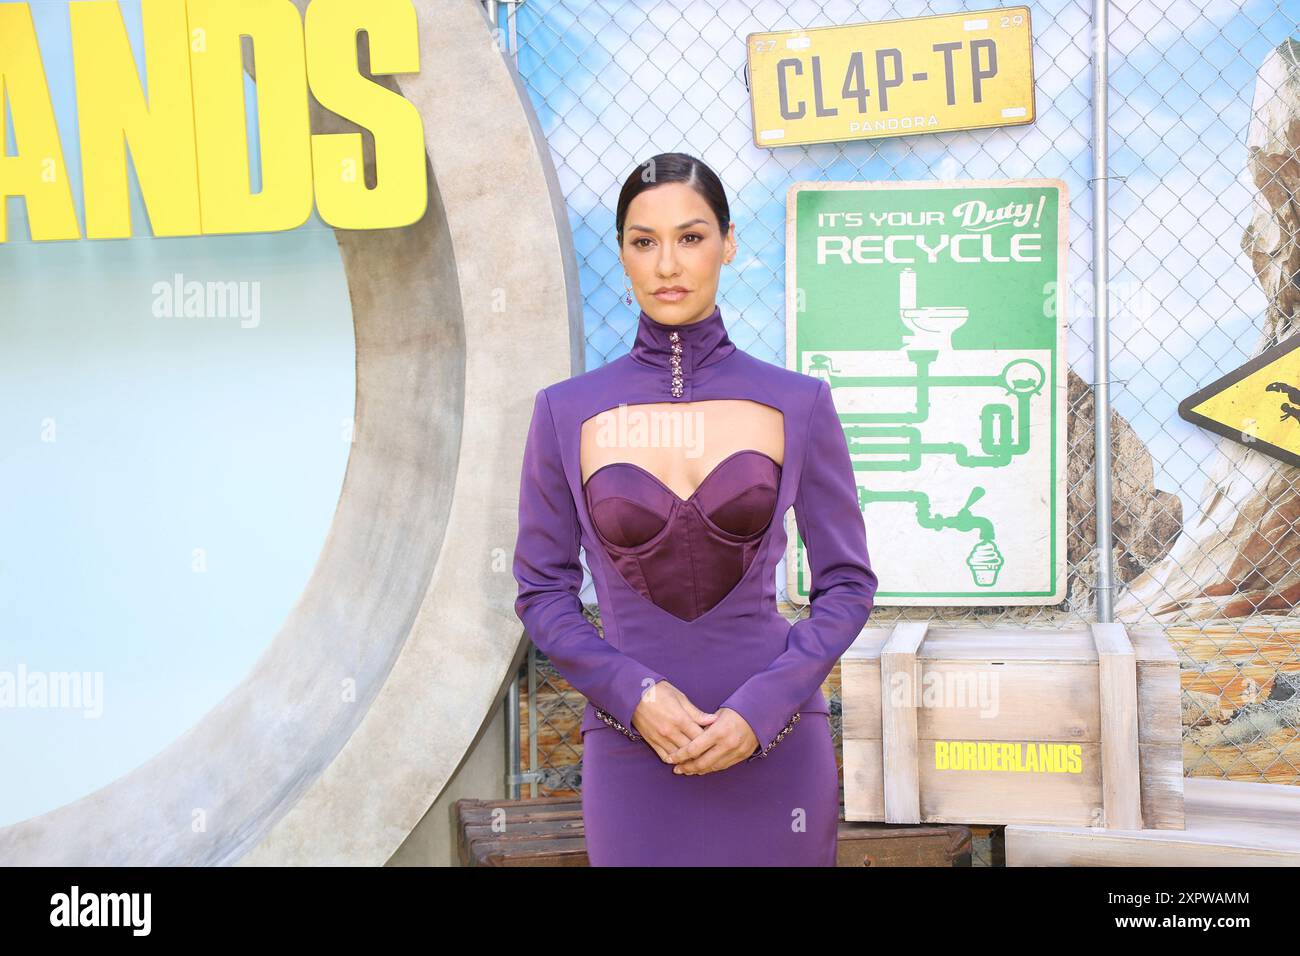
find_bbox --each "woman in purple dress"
[512,153,877,866]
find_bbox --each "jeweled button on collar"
[669,331,683,397]
[629,304,737,400]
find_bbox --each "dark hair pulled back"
[615,152,731,246]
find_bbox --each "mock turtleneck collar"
[629,304,736,381]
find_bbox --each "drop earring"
[624,276,633,306]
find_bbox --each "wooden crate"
[1005,777,1300,865]
[842,622,1184,829]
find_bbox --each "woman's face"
[620,181,736,326]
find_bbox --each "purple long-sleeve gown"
[512,304,877,866]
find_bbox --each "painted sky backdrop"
[2,0,1297,826]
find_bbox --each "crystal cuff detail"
[594,707,643,740]
[751,712,801,759]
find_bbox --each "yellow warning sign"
[1178,332,1300,466]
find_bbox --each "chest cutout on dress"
[580,400,785,622]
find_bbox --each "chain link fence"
[490,0,1300,799]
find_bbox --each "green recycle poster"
[784,179,1068,605]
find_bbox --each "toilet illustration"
[899,267,968,351]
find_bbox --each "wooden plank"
[915,627,1098,662]
[847,738,1103,826]
[1128,625,1179,663]
[843,739,884,821]
[454,796,583,866]
[1006,777,1300,865]
[920,740,1102,826]
[845,657,1169,744]
[835,822,972,866]
[475,838,589,866]
[845,658,1098,742]
[881,621,927,823]
[1140,740,1186,830]
[922,660,1095,741]
[1136,656,1183,743]
[1093,623,1142,829]
[841,628,885,740]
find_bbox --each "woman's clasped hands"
[630,679,758,774]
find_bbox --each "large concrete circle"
[0,0,577,865]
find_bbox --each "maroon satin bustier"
[583,449,781,622]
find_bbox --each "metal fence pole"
[505,678,520,800]
[1091,0,1115,624]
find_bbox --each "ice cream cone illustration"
[967,539,1004,586]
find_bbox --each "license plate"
[747,6,1036,148]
